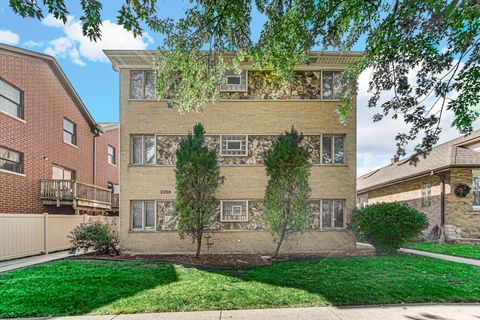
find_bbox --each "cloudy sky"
[0,0,475,176]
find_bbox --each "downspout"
[440,174,445,227]
[93,134,97,185]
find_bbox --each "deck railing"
[40,180,112,207]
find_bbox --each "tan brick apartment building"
[106,50,360,255]
[357,130,480,241]
[0,44,118,215]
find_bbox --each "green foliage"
[350,203,427,254]
[175,123,222,256]
[263,127,311,257]
[408,242,480,260]
[68,219,119,255]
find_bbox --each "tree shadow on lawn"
[0,259,178,318]
[210,255,480,306]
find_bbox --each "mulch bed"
[73,250,375,269]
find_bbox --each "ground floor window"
[421,184,432,207]
[473,170,480,210]
[321,199,345,229]
[131,200,156,231]
[357,194,368,208]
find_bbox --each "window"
[357,194,368,208]
[321,199,345,228]
[221,200,248,222]
[108,145,116,165]
[131,135,156,165]
[0,146,23,174]
[63,118,76,145]
[220,70,247,92]
[322,71,345,100]
[421,184,432,207]
[52,165,74,180]
[0,78,23,119]
[473,170,480,210]
[131,200,156,231]
[130,70,155,99]
[221,135,247,156]
[322,135,345,164]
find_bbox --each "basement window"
[221,200,248,222]
[220,70,247,92]
[221,135,247,156]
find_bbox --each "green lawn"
[1,256,480,318]
[408,242,480,260]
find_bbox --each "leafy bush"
[349,203,427,254]
[69,219,119,255]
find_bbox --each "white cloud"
[42,14,153,66]
[23,40,44,48]
[356,65,479,177]
[0,29,20,45]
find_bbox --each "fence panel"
[0,213,118,261]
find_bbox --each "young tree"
[263,127,311,258]
[175,123,222,257]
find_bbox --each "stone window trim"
[130,200,157,232]
[321,70,346,101]
[321,134,346,165]
[129,70,156,100]
[472,169,480,211]
[130,134,157,165]
[108,144,116,166]
[0,145,24,175]
[0,77,24,120]
[220,200,249,222]
[421,184,432,208]
[320,199,346,230]
[220,134,248,157]
[220,70,248,92]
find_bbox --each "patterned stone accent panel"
[157,201,176,231]
[308,201,321,229]
[156,135,321,165]
[219,71,322,100]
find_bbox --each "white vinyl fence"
[0,213,118,261]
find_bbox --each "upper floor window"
[130,70,155,99]
[63,118,76,145]
[421,184,432,207]
[473,170,480,210]
[0,78,23,119]
[131,200,156,231]
[221,200,248,222]
[0,146,23,174]
[220,70,247,92]
[221,135,247,156]
[131,135,156,165]
[322,71,345,100]
[322,135,345,164]
[321,199,345,229]
[108,145,116,165]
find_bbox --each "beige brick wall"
[361,167,480,239]
[119,68,357,254]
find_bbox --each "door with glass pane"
[52,165,74,198]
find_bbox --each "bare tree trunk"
[438,226,446,244]
[195,229,203,258]
[273,224,287,259]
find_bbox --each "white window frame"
[220,200,249,222]
[421,184,432,208]
[220,135,248,157]
[0,145,24,175]
[321,70,345,101]
[131,135,156,165]
[63,118,76,146]
[320,199,345,230]
[220,70,248,92]
[129,70,155,100]
[108,144,116,165]
[472,170,480,211]
[0,77,23,120]
[320,134,346,164]
[130,200,157,231]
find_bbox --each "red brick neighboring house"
[0,44,118,215]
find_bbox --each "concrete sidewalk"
[400,248,480,267]
[0,251,73,274]
[33,304,480,320]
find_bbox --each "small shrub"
[349,203,427,254]
[69,219,119,255]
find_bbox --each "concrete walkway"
[0,251,73,273]
[400,248,480,267]
[27,305,480,320]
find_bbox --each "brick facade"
[0,46,118,214]
[107,51,359,255]
[95,125,119,188]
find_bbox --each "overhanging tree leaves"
[175,123,222,257]
[263,127,311,258]
[10,0,480,157]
